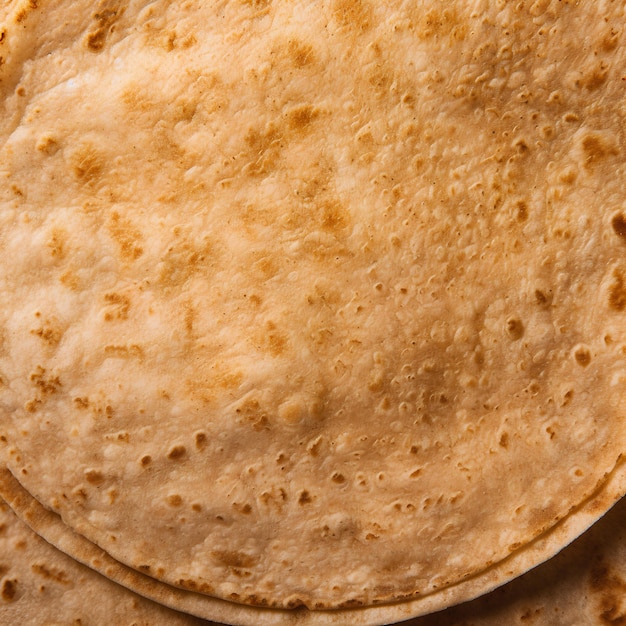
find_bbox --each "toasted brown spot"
[288,39,314,67]
[84,469,105,485]
[86,6,123,52]
[582,133,618,169]
[574,346,592,367]
[609,270,626,311]
[506,317,524,340]
[36,134,59,155]
[140,455,152,466]
[299,490,312,504]
[499,432,509,448]
[30,366,61,395]
[103,292,131,320]
[31,563,69,584]
[195,431,207,449]
[167,445,186,460]
[31,324,63,347]
[611,214,626,240]
[286,104,319,131]
[107,212,143,260]
[332,0,371,31]
[534,289,550,307]
[167,494,183,507]
[212,550,259,569]
[331,472,346,484]
[1,578,17,601]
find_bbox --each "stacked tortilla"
[0,0,624,624]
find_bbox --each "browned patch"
[31,563,70,585]
[612,214,626,240]
[15,0,38,23]
[235,397,270,431]
[243,123,282,176]
[211,550,259,569]
[506,317,524,340]
[31,323,63,347]
[299,490,312,504]
[286,104,319,131]
[499,432,509,448]
[60,270,80,290]
[86,4,124,52]
[167,445,186,460]
[73,396,89,409]
[30,366,61,395]
[1,578,17,601]
[241,0,271,9]
[583,62,609,91]
[331,472,346,483]
[85,469,105,486]
[107,211,143,260]
[321,199,349,232]
[581,133,619,169]
[332,0,371,31]
[515,200,528,222]
[195,431,207,449]
[36,135,58,155]
[167,494,183,507]
[609,269,626,311]
[262,320,287,357]
[103,292,131,320]
[104,344,144,359]
[160,239,212,287]
[288,39,314,67]
[177,578,214,594]
[574,346,592,366]
[413,6,463,40]
[69,143,104,182]
[140,455,152,466]
[233,502,252,514]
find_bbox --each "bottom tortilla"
[0,462,624,626]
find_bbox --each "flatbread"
[0,496,210,626]
[1,0,625,614]
[1,469,625,625]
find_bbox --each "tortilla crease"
[1,0,626,613]
[0,467,625,625]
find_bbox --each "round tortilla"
[1,468,625,625]
[1,0,625,613]
[0,498,208,626]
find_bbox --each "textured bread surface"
[0,0,625,612]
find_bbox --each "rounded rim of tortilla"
[1,459,624,626]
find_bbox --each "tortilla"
[0,497,209,626]
[0,0,625,613]
[1,469,625,625]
